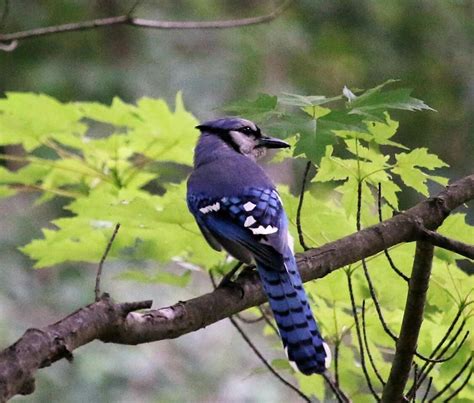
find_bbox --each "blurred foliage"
[0,84,472,401]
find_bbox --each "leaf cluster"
[0,92,220,286]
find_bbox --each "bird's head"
[196,117,290,160]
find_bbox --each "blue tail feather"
[256,251,328,375]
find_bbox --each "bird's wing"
[187,187,289,267]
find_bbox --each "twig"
[381,241,434,402]
[415,329,470,393]
[411,364,418,402]
[94,223,121,301]
[229,316,311,403]
[127,0,143,16]
[359,181,397,341]
[356,181,362,232]
[441,366,472,402]
[361,258,398,342]
[417,305,464,368]
[296,161,312,251]
[359,260,448,369]
[362,300,386,386]
[208,272,311,403]
[415,345,466,364]
[235,312,265,324]
[353,181,382,399]
[408,303,470,397]
[422,329,469,364]
[420,228,474,260]
[334,339,341,387]
[346,270,380,400]
[0,0,293,50]
[258,305,279,334]
[410,316,469,396]
[322,372,350,403]
[421,377,433,402]
[377,183,410,282]
[428,356,472,401]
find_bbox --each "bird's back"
[187,148,274,198]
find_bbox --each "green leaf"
[349,80,435,121]
[293,123,337,165]
[221,93,278,120]
[128,93,199,165]
[314,146,355,182]
[279,92,342,107]
[301,105,331,119]
[76,97,141,127]
[392,148,448,195]
[366,114,408,149]
[0,92,85,151]
[20,219,111,268]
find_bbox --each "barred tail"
[256,253,330,375]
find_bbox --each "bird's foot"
[218,275,245,298]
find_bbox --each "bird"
[186,117,330,375]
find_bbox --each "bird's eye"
[240,126,254,135]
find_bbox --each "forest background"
[0,1,473,402]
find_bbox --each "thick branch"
[381,241,434,402]
[0,174,473,401]
[0,296,152,401]
[0,1,292,51]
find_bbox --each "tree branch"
[419,228,474,260]
[0,295,152,401]
[0,174,473,400]
[381,241,435,402]
[0,0,293,51]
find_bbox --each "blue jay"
[187,117,330,375]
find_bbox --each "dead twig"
[94,223,121,301]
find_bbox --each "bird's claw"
[218,277,245,298]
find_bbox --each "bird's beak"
[258,135,290,149]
